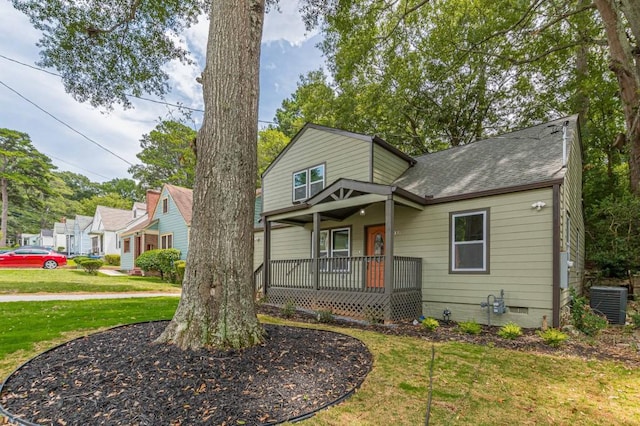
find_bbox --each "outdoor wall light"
[531,201,546,211]
[359,208,366,216]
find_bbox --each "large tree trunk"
[157,0,265,349]
[594,0,640,194]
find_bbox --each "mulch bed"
[0,322,372,426]
[2,304,639,426]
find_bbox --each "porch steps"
[129,268,143,276]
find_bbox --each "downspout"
[552,184,561,327]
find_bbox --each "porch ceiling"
[265,179,425,225]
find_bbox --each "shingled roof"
[393,115,579,200]
[95,206,134,231]
[165,184,193,225]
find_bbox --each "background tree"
[55,171,102,201]
[0,128,55,246]
[78,194,133,217]
[129,120,197,190]
[99,178,144,201]
[12,0,265,348]
[257,127,290,186]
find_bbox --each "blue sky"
[0,1,325,182]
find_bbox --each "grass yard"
[0,298,179,379]
[1,302,639,425]
[0,268,181,294]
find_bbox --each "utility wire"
[46,153,113,180]
[0,53,277,124]
[0,79,134,166]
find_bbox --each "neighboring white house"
[89,206,134,255]
[72,215,93,255]
[53,221,67,251]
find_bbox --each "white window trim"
[160,233,173,249]
[293,164,325,203]
[312,227,351,272]
[162,197,169,214]
[451,210,487,272]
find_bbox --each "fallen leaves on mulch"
[1,322,372,426]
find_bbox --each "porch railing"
[267,256,422,293]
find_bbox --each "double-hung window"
[313,227,350,272]
[161,234,173,249]
[293,164,325,202]
[451,209,488,272]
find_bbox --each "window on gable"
[162,198,169,214]
[451,210,488,272]
[293,164,325,202]
[161,234,173,249]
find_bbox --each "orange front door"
[366,225,385,288]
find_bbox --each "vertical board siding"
[153,188,190,260]
[372,144,410,184]
[263,128,370,212]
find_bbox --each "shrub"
[458,320,482,335]
[57,246,65,253]
[571,288,608,336]
[80,259,104,275]
[537,328,568,347]
[175,260,186,284]
[281,300,296,318]
[498,322,523,339]
[631,312,640,329]
[421,317,439,332]
[74,256,89,266]
[316,309,334,323]
[135,249,181,282]
[104,254,121,266]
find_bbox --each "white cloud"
[263,0,318,45]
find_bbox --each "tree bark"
[594,0,640,194]
[157,0,265,349]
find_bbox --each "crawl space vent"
[589,286,627,325]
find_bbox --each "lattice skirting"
[266,288,422,322]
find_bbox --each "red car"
[0,247,67,269]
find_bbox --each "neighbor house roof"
[96,206,134,231]
[74,215,93,231]
[165,184,193,226]
[393,115,578,200]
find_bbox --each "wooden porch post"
[263,218,271,295]
[384,197,395,321]
[312,212,320,294]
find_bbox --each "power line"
[0,79,134,166]
[0,53,277,124]
[46,153,113,180]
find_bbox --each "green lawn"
[1,302,638,425]
[0,268,181,294]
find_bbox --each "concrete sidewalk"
[0,292,181,303]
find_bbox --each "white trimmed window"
[293,164,325,202]
[312,227,350,272]
[451,210,488,272]
[161,234,173,249]
[162,198,169,214]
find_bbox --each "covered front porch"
[260,179,426,322]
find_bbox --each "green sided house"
[119,184,192,272]
[255,116,584,328]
